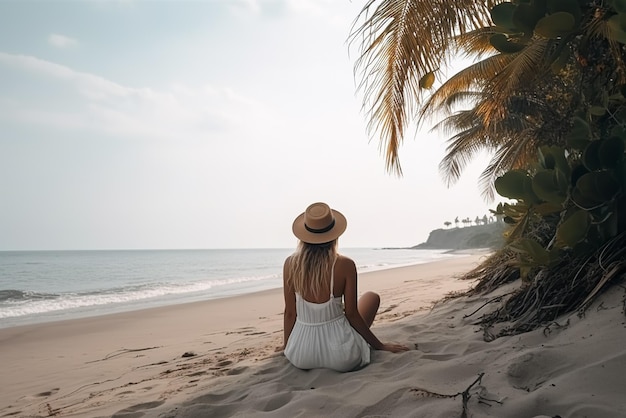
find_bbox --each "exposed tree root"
[455,233,626,338]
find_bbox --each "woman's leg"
[358,291,380,328]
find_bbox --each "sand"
[1,250,625,418]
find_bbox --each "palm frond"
[441,90,485,111]
[419,53,515,124]
[478,131,543,200]
[435,91,549,199]
[453,27,499,59]
[349,0,492,174]
[477,38,549,124]
[437,122,489,186]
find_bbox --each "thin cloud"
[48,33,79,48]
[0,52,274,140]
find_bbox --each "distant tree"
[475,216,481,226]
[444,221,452,229]
[482,214,489,225]
[454,217,459,228]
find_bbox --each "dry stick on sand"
[410,372,487,418]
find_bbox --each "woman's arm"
[282,257,297,349]
[340,258,385,350]
[341,257,409,353]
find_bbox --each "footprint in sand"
[35,388,60,397]
[111,400,165,418]
[226,366,248,376]
[261,392,294,412]
[187,370,207,377]
[253,364,286,376]
[194,391,248,404]
[507,350,568,392]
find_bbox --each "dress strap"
[330,257,337,298]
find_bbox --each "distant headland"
[413,221,506,250]
[381,221,507,251]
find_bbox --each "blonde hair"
[288,240,338,296]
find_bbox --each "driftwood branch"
[410,372,487,417]
[460,372,485,418]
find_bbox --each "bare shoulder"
[335,254,356,272]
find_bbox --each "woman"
[283,202,409,372]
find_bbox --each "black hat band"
[305,219,335,234]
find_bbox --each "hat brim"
[292,209,347,244]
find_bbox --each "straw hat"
[292,202,347,244]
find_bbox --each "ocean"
[0,248,458,329]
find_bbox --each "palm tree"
[350,0,625,197]
[350,0,626,337]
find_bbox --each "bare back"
[292,255,354,304]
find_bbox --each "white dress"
[284,259,371,372]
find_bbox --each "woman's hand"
[380,342,410,353]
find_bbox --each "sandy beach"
[1,250,625,418]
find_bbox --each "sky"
[0,0,496,251]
